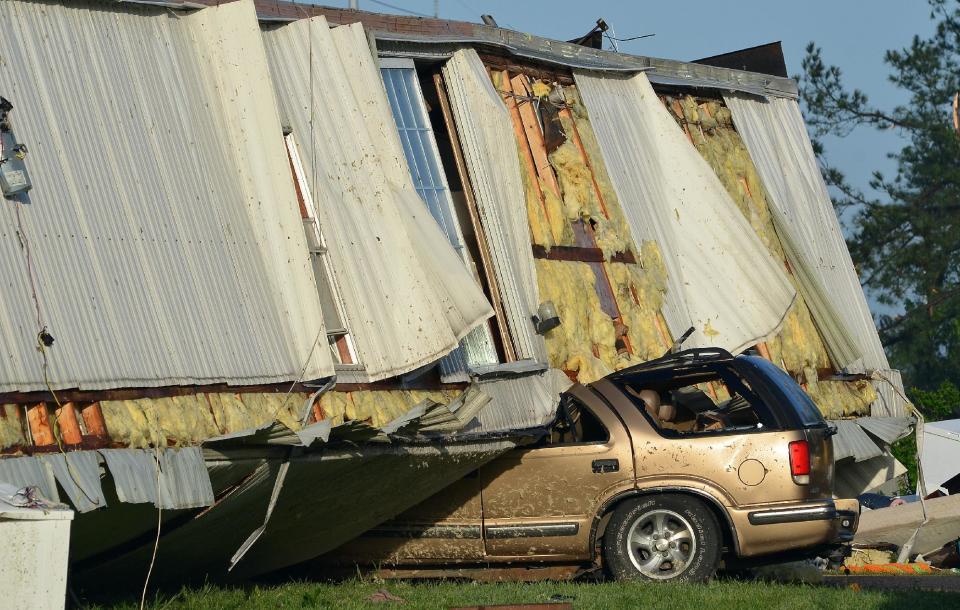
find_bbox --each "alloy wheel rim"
[625,508,697,579]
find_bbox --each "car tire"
[603,494,722,583]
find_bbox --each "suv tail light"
[789,440,810,485]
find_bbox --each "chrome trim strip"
[748,505,836,526]
[484,523,579,539]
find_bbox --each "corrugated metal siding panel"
[834,453,907,497]
[467,368,571,433]
[0,0,331,392]
[100,447,214,509]
[573,69,796,353]
[857,416,913,445]
[830,419,883,463]
[723,94,909,418]
[440,50,548,363]
[260,18,492,382]
[0,455,59,500]
[39,451,106,513]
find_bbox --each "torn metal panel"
[834,452,908,498]
[0,455,58,501]
[857,416,913,445]
[99,448,213,509]
[38,452,106,513]
[441,50,548,364]
[830,420,883,463]
[75,457,281,586]
[723,94,890,377]
[465,368,571,434]
[261,18,492,383]
[75,439,520,585]
[573,70,796,354]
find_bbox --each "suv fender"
[590,486,740,559]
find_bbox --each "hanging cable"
[367,0,433,18]
[13,200,100,506]
[139,446,163,610]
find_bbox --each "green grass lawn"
[83,578,959,609]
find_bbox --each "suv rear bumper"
[731,498,860,557]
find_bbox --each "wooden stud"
[654,312,673,351]
[756,342,772,361]
[26,403,55,447]
[509,74,562,198]
[334,335,354,365]
[434,71,516,362]
[531,244,636,264]
[500,69,553,233]
[80,402,109,439]
[54,402,83,445]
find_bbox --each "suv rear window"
[614,362,780,436]
[734,356,825,428]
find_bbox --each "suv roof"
[606,347,735,381]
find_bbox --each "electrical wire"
[139,447,163,610]
[14,201,100,507]
[366,0,433,18]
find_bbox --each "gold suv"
[334,349,860,582]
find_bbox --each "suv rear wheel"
[603,495,721,582]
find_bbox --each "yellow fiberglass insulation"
[607,256,671,362]
[101,392,308,449]
[804,370,878,419]
[536,258,614,383]
[665,94,873,416]
[535,250,669,383]
[561,86,634,258]
[315,389,463,428]
[0,405,27,450]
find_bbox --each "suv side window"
[616,364,779,436]
[547,395,609,445]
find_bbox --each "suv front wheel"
[603,495,721,582]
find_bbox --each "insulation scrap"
[844,548,895,568]
[607,255,670,362]
[804,371,878,419]
[315,389,462,428]
[535,254,668,383]
[664,93,874,416]
[100,392,308,449]
[535,258,613,382]
[0,405,27,450]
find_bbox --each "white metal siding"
[0,0,332,392]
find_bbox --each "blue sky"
[328,0,935,201]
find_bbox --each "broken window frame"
[283,132,359,367]
[379,57,504,375]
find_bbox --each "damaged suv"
[333,349,860,582]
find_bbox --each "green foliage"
[799,0,960,392]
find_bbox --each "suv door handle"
[592,459,619,474]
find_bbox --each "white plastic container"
[0,486,74,610]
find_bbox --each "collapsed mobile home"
[0,0,914,583]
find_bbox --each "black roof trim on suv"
[606,347,735,381]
